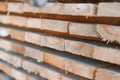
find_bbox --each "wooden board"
[97,24,120,43]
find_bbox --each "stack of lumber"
[0,1,120,80]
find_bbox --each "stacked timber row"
[0,1,120,80]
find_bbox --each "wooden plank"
[0,15,27,27]
[0,39,12,51]
[0,61,12,76]
[69,22,99,37]
[42,19,69,33]
[0,71,15,80]
[22,60,40,75]
[1,27,120,66]
[23,3,40,13]
[0,27,10,37]
[1,28,120,66]
[10,29,25,41]
[64,57,110,79]
[0,2,120,25]
[8,2,24,13]
[0,38,113,79]
[64,4,97,16]
[97,2,120,17]
[25,32,41,45]
[0,60,44,80]
[25,46,44,62]
[97,24,120,43]
[65,40,94,58]
[44,53,65,70]
[65,40,120,65]
[0,50,22,68]
[0,15,120,42]
[27,18,42,29]
[0,2,8,12]
[93,46,120,66]
[41,35,65,51]
[22,59,88,80]
[0,16,101,41]
[12,43,26,55]
[39,3,64,14]
[95,66,120,80]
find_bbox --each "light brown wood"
[0,15,27,27]
[0,39,12,51]
[42,19,69,33]
[64,4,97,16]
[8,2,24,13]
[12,43,25,55]
[65,40,120,65]
[65,40,94,58]
[0,2,8,12]
[27,18,42,29]
[0,61,12,76]
[44,53,65,70]
[41,35,65,51]
[10,29,25,41]
[95,66,120,80]
[25,46,44,62]
[97,3,120,17]
[25,32,41,45]
[69,22,99,37]
[0,50,22,68]
[0,71,14,80]
[0,60,42,80]
[97,24,120,43]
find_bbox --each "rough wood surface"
[0,71,15,80]
[97,24,120,43]
[0,2,120,80]
[0,15,120,42]
[0,2,8,12]
[44,53,65,70]
[27,18,42,29]
[0,60,44,80]
[25,46,44,62]
[65,40,120,65]
[12,43,25,55]
[69,23,99,37]
[64,4,97,16]
[0,50,22,68]
[0,27,120,66]
[22,57,91,80]
[10,29,25,41]
[1,27,120,66]
[41,35,65,51]
[0,38,112,80]
[97,2,120,17]
[0,2,120,25]
[0,15,27,27]
[0,39,12,51]
[95,66,120,80]
[0,48,84,80]
[25,32,41,45]
[42,19,69,33]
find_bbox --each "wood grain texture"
[97,24,120,43]
[95,66,120,80]
[10,29,25,41]
[25,32,41,45]
[41,35,65,51]
[69,22,99,38]
[97,2,120,17]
